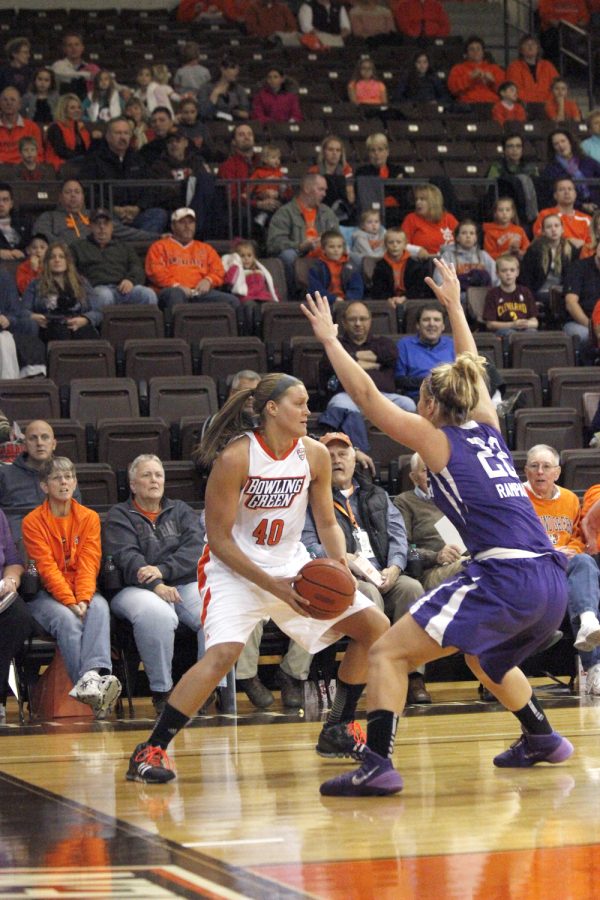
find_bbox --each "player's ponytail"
[425,351,488,425]
[195,373,302,469]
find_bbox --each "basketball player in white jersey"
[126,372,389,783]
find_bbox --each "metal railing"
[558,20,595,110]
[502,0,535,69]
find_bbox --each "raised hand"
[301,291,338,344]
[424,259,461,312]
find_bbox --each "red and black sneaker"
[126,742,176,784]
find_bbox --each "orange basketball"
[295,558,355,620]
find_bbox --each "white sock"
[580,611,600,629]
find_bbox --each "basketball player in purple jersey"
[302,259,572,797]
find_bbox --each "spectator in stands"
[447,35,505,105]
[138,107,175,165]
[176,0,225,23]
[371,227,412,306]
[580,209,600,259]
[149,128,212,211]
[483,197,530,260]
[251,67,302,123]
[45,94,91,172]
[394,51,451,106]
[145,207,239,313]
[349,0,396,41]
[542,131,600,213]
[51,32,100,100]
[20,67,59,126]
[351,209,386,259]
[103,453,206,718]
[482,254,538,333]
[82,70,124,134]
[16,233,48,294]
[22,457,121,718]
[0,38,32,96]
[544,77,581,123]
[0,510,30,723]
[533,176,591,245]
[34,179,155,246]
[176,98,210,155]
[401,184,458,258]
[319,301,415,451]
[79,116,169,234]
[524,444,600,696]
[123,97,151,150]
[70,209,157,311]
[244,0,299,40]
[355,133,406,226]
[23,241,102,342]
[505,34,559,105]
[308,229,364,308]
[486,133,539,225]
[249,144,290,230]
[308,135,355,222]
[435,219,498,303]
[0,182,29,260]
[563,240,600,347]
[197,56,250,122]
[395,304,454,400]
[266,173,339,297]
[347,57,387,106]
[0,262,45,378]
[491,81,527,126]
[298,0,351,47]
[0,421,83,542]
[173,42,210,99]
[391,0,449,38]
[394,452,466,591]
[0,87,42,165]
[133,65,176,118]
[519,213,579,316]
[538,0,588,66]
[217,122,259,204]
[302,432,429,703]
[582,109,600,164]
[12,136,55,183]
[222,239,279,332]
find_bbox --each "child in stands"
[545,77,581,123]
[308,230,364,308]
[483,196,530,259]
[351,209,386,258]
[250,145,290,228]
[348,57,388,106]
[483,253,538,333]
[491,81,527,126]
[371,227,412,308]
[16,233,48,295]
[437,219,498,305]
[222,239,280,331]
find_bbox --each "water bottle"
[406,544,423,580]
[102,555,122,592]
[21,559,40,597]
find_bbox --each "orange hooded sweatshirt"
[145,235,225,290]
[22,498,102,606]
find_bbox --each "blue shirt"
[395,334,455,398]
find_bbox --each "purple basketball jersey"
[428,421,556,558]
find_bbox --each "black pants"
[0,596,34,703]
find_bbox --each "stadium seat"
[100,304,164,347]
[560,449,600,492]
[0,379,60,421]
[497,369,543,409]
[171,303,238,342]
[47,340,116,387]
[96,417,170,471]
[123,339,193,381]
[514,407,582,451]
[74,463,118,506]
[69,378,139,426]
[148,376,218,425]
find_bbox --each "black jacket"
[79,141,153,209]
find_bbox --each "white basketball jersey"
[232,431,311,570]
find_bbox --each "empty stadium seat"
[148,376,218,425]
[0,379,60,421]
[47,340,116,387]
[179,416,209,461]
[74,463,118,507]
[474,333,505,369]
[96,417,170,471]
[548,367,600,413]
[198,337,268,387]
[514,407,582,451]
[497,369,543,409]
[508,332,575,375]
[69,378,139,425]
[100,304,164,347]
[123,339,193,381]
[171,303,238,342]
[162,460,204,503]
[560,449,600,492]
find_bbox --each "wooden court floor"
[1,679,600,899]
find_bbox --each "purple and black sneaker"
[493,731,574,768]
[319,746,403,797]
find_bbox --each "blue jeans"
[28,591,112,684]
[567,553,600,669]
[93,284,158,308]
[110,581,205,693]
[328,390,416,415]
[132,207,169,233]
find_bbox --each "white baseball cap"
[171,207,196,222]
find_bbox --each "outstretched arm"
[425,259,499,430]
[301,292,449,471]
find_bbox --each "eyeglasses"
[525,463,557,472]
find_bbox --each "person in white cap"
[145,207,240,313]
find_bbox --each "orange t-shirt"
[533,206,591,243]
[582,484,600,552]
[491,101,527,126]
[385,251,409,293]
[544,97,582,122]
[401,211,458,254]
[483,222,530,258]
[133,499,160,523]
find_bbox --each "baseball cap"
[171,207,196,222]
[319,432,352,448]
[90,208,112,222]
